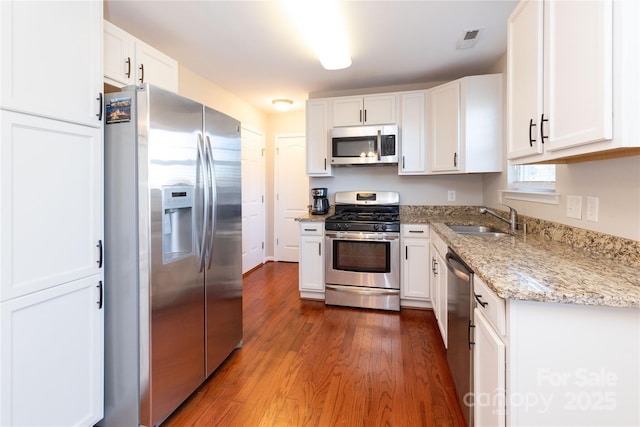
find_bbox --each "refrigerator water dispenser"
[162,185,194,263]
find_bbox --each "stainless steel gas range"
[324,191,400,311]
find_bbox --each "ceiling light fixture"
[282,0,352,70]
[272,99,293,111]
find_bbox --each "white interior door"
[241,127,266,274]
[274,134,308,262]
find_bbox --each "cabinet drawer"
[474,276,506,336]
[429,229,448,256]
[299,222,324,236]
[401,224,430,238]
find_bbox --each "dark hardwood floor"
[163,262,465,426]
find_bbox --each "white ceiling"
[104,0,518,114]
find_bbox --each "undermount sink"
[446,225,511,237]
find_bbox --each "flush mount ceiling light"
[282,0,352,70]
[272,99,294,111]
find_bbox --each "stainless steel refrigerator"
[100,84,242,427]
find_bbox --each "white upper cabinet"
[429,81,460,173]
[398,91,428,175]
[506,0,543,160]
[428,74,502,174]
[507,0,639,163]
[103,20,179,93]
[103,20,135,87]
[542,1,613,152]
[306,99,333,177]
[0,0,103,127]
[332,94,396,127]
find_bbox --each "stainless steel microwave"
[330,124,398,166]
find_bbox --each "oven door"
[325,231,400,290]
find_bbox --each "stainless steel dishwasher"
[446,249,474,427]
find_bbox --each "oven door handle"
[326,285,399,297]
[325,231,398,241]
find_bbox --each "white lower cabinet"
[400,224,430,308]
[473,275,640,426]
[298,222,325,299]
[474,309,506,427]
[0,276,104,426]
[430,229,448,347]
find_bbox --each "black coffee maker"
[311,187,329,215]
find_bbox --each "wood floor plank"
[162,262,465,427]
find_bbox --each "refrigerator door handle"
[205,135,217,269]
[197,133,209,272]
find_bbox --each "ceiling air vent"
[457,28,483,49]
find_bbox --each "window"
[501,164,559,204]
[508,164,556,191]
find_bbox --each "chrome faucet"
[479,205,518,232]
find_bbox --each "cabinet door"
[474,309,506,427]
[429,251,439,319]
[135,39,179,93]
[0,111,103,301]
[507,0,544,160]
[435,249,447,347]
[429,81,460,172]
[104,20,135,87]
[306,100,332,176]
[0,276,104,426]
[543,0,613,152]
[299,234,324,293]
[0,0,103,127]
[332,96,364,126]
[363,94,396,125]
[399,92,427,174]
[401,238,430,300]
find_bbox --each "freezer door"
[142,85,206,426]
[203,107,243,377]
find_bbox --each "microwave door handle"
[377,130,382,161]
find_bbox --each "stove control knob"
[373,224,380,231]
[380,224,387,231]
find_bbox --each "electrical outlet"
[448,190,456,202]
[586,196,599,222]
[566,195,582,219]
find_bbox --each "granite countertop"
[299,210,640,308]
[404,212,640,309]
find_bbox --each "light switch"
[566,195,582,219]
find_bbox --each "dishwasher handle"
[446,252,471,281]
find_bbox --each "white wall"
[310,169,485,206]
